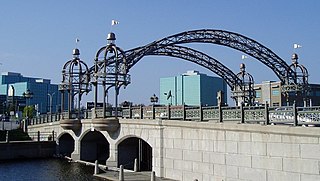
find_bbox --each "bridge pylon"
[59,48,91,132]
[282,53,309,106]
[231,63,255,106]
[91,32,131,132]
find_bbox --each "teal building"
[0,72,63,114]
[160,71,227,106]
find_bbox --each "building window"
[272,90,279,96]
[255,91,261,98]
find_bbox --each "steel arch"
[92,29,292,83]
[150,29,292,83]
[89,44,241,89]
[88,29,296,89]
[144,45,241,89]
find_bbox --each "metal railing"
[122,104,320,126]
[28,104,320,127]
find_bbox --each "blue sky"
[0,1,319,105]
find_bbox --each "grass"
[0,129,31,141]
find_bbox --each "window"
[255,91,261,98]
[272,90,279,96]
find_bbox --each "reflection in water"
[0,158,106,181]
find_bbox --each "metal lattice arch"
[87,29,310,105]
[90,29,296,86]
[150,29,293,82]
[110,29,296,84]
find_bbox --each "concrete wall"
[0,141,56,160]
[119,119,320,181]
[29,119,320,181]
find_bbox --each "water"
[0,158,105,181]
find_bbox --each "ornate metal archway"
[86,29,309,106]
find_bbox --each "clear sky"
[0,1,319,105]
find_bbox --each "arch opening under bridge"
[117,136,152,171]
[80,130,109,164]
[58,133,75,157]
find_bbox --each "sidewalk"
[94,170,175,181]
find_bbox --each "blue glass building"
[0,72,63,114]
[160,71,227,106]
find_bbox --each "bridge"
[27,29,319,181]
[28,105,320,181]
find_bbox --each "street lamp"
[22,89,33,131]
[150,94,158,105]
[1,101,5,130]
[48,92,55,114]
[23,89,33,104]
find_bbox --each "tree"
[23,106,35,118]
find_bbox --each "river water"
[0,158,105,181]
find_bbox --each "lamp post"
[1,101,5,130]
[150,94,158,105]
[22,89,33,131]
[47,92,55,114]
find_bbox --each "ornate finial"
[107,32,116,45]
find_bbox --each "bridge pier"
[71,139,81,161]
[106,141,118,167]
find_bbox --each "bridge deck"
[94,171,175,181]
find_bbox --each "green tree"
[23,106,35,118]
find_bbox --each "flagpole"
[110,20,120,32]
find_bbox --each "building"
[254,80,320,107]
[0,72,64,114]
[159,70,227,106]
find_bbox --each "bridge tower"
[231,63,255,106]
[282,53,309,106]
[91,32,130,132]
[59,48,91,132]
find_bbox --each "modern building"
[0,72,64,114]
[254,80,320,107]
[159,70,227,106]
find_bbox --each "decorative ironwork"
[231,63,255,106]
[282,53,309,106]
[297,106,320,124]
[202,106,220,121]
[154,106,168,119]
[92,32,131,119]
[132,108,142,119]
[142,106,153,119]
[146,45,242,90]
[221,107,241,121]
[89,29,296,89]
[269,106,294,124]
[88,29,311,106]
[243,106,265,122]
[60,48,91,120]
[152,29,294,82]
[185,106,201,120]
[30,103,320,127]
[170,106,184,119]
